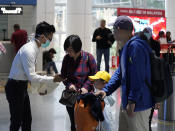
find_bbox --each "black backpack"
[146,50,173,103]
[135,32,173,103]
[147,50,174,131]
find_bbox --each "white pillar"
[35,0,55,71]
[67,0,92,53]
[166,0,175,40]
[36,0,55,25]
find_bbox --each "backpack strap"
[149,107,154,131]
[83,51,92,74]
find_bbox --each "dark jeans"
[66,106,76,131]
[96,48,110,72]
[5,79,32,131]
[46,61,58,74]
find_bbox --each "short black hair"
[166,31,171,35]
[49,48,56,54]
[64,35,82,53]
[35,21,56,38]
[159,31,165,36]
[14,24,20,30]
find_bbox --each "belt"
[8,78,28,84]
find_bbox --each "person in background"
[43,48,58,75]
[143,27,161,57]
[60,35,97,131]
[155,30,166,44]
[5,21,65,131]
[166,31,175,43]
[92,19,115,72]
[11,24,28,53]
[95,16,155,131]
[89,71,115,131]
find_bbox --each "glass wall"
[54,0,165,62]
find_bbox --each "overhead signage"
[0,6,23,15]
[117,8,165,17]
[0,0,36,5]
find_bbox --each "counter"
[0,41,16,74]
[0,41,16,88]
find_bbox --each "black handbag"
[59,89,79,107]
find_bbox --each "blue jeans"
[46,61,58,74]
[96,48,110,72]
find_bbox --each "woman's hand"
[81,88,88,94]
[69,84,76,91]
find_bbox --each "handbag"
[59,89,79,107]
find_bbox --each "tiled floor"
[0,79,158,131]
[0,83,67,131]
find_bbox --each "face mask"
[144,33,152,40]
[41,36,51,48]
[41,39,50,48]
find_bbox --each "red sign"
[117,8,165,17]
[129,16,166,38]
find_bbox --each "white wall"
[166,0,175,40]
[67,0,92,53]
[36,0,55,71]
[8,6,36,39]
[36,0,55,25]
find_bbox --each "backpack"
[142,39,173,131]
[146,49,173,103]
[147,50,174,131]
[74,93,105,131]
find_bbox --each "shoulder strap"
[87,53,92,74]
[82,51,92,74]
[85,52,92,74]
[149,107,154,131]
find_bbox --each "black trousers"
[66,106,76,131]
[5,79,32,131]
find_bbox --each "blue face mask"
[41,39,51,48]
[41,36,51,48]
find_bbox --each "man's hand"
[69,84,76,91]
[94,90,106,99]
[107,40,112,45]
[96,36,102,40]
[81,88,88,94]
[126,103,135,117]
[53,74,66,82]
